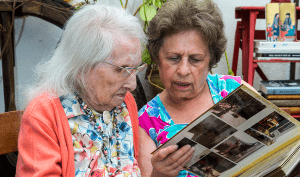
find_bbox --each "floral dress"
[138,74,241,177]
[60,93,140,177]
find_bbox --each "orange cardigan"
[16,92,139,177]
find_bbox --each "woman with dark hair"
[281,13,292,41]
[138,0,256,176]
[283,13,291,30]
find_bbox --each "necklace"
[75,92,124,175]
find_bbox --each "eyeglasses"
[103,61,148,79]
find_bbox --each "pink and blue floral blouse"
[138,74,241,177]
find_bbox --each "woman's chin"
[170,87,192,97]
[112,96,126,107]
[169,92,193,101]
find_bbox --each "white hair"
[24,4,146,107]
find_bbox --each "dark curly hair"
[146,0,227,70]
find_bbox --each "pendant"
[103,111,111,124]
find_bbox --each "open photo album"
[152,84,300,177]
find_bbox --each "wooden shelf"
[232,6,300,85]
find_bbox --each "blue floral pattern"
[60,93,140,177]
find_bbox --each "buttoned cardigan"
[16,92,139,177]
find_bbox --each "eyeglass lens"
[122,63,147,78]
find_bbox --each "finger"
[172,157,192,174]
[180,148,194,166]
[153,145,178,162]
[169,146,195,169]
[151,146,194,177]
[165,150,195,177]
[167,145,192,166]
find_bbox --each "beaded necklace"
[75,92,124,175]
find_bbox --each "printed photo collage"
[176,88,297,177]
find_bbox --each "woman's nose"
[176,59,191,76]
[124,73,137,91]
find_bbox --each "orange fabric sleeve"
[16,93,75,177]
[125,92,139,160]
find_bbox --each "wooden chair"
[0,111,23,156]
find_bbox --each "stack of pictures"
[155,86,297,177]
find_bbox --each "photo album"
[152,84,300,177]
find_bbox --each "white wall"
[216,0,300,92]
[0,0,298,113]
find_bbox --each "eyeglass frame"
[102,61,148,79]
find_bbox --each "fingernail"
[185,144,191,149]
[173,145,178,150]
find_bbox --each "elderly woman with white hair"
[16,4,146,177]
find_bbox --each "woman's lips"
[174,82,191,89]
[116,93,126,98]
